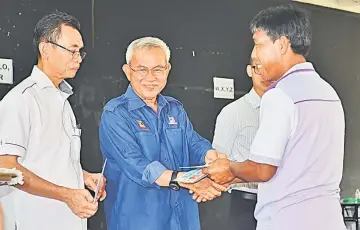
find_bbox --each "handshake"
[179,150,236,203]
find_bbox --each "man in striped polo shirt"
[205,5,346,230]
[212,58,271,230]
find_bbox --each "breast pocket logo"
[168,116,178,126]
[136,120,148,130]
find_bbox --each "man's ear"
[167,63,172,73]
[39,41,49,60]
[122,64,131,81]
[279,36,290,55]
[163,63,171,79]
[246,65,252,78]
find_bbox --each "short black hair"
[250,5,312,57]
[33,10,81,57]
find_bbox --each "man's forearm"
[16,164,70,202]
[229,160,275,183]
[1,157,69,202]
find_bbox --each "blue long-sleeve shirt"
[99,85,213,230]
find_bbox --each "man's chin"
[142,89,161,96]
[141,90,161,99]
[143,93,159,99]
[64,73,77,79]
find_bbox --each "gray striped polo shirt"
[250,62,346,230]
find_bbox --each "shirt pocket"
[70,127,81,162]
[134,131,159,161]
[165,128,184,164]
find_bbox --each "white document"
[213,77,234,99]
[93,159,107,203]
[174,169,207,184]
[0,58,13,85]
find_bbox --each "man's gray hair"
[125,36,171,64]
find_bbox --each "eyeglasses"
[251,64,262,75]
[128,64,168,79]
[47,41,86,60]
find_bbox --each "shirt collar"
[125,84,168,111]
[266,62,315,91]
[30,65,73,95]
[245,88,261,109]
[281,62,315,78]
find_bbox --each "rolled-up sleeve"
[181,108,213,165]
[99,110,166,188]
[0,94,30,158]
[249,88,295,166]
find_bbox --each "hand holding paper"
[93,159,107,203]
[204,150,227,165]
[83,159,107,203]
[63,188,98,219]
[202,158,235,185]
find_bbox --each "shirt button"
[164,158,168,162]
[175,202,179,206]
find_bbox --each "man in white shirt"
[0,11,106,230]
[212,58,271,230]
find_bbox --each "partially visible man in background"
[212,58,271,230]
[0,11,105,230]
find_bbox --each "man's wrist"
[58,186,71,203]
[169,171,181,191]
[83,170,90,182]
[204,149,215,164]
[229,161,241,183]
[178,181,190,189]
[229,161,235,176]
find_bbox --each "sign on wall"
[0,58,13,85]
[213,77,234,99]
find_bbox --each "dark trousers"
[229,190,257,230]
[199,191,257,230]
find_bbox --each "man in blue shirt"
[99,36,226,230]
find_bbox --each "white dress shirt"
[0,66,86,230]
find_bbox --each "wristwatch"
[169,171,180,191]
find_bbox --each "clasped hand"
[181,150,234,203]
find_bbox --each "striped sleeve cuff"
[248,153,281,166]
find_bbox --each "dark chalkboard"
[2,0,360,229]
